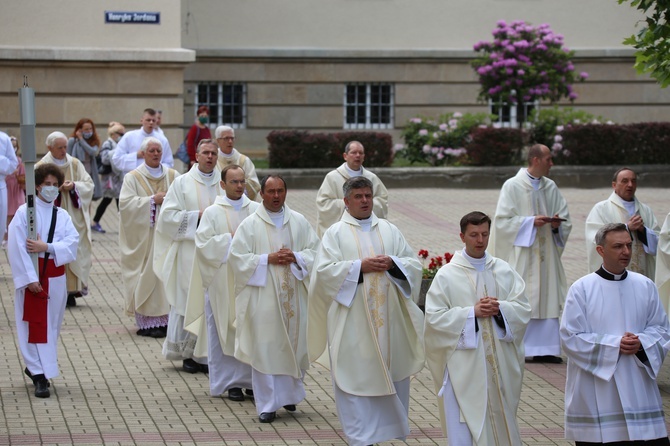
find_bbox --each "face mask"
[83,131,93,139]
[40,185,60,203]
[198,116,208,124]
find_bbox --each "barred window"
[196,82,246,128]
[489,100,538,128]
[344,83,394,129]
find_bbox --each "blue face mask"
[40,185,59,203]
[83,131,93,139]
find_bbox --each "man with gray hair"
[585,167,659,280]
[561,222,670,444]
[316,140,388,237]
[214,125,260,200]
[37,131,94,307]
[309,176,423,444]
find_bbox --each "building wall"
[0,0,194,155]
[181,0,670,154]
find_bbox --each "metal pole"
[18,76,38,273]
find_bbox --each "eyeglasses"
[217,137,235,141]
[227,180,246,185]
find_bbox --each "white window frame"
[195,82,247,129]
[344,83,394,130]
[489,98,539,128]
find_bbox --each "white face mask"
[39,185,60,203]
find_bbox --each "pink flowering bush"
[472,20,587,105]
[398,112,492,166]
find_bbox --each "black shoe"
[66,294,77,307]
[154,326,168,337]
[533,355,563,364]
[283,404,296,412]
[259,412,276,423]
[147,327,166,338]
[24,367,35,385]
[34,376,50,398]
[182,359,199,374]
[228,388,244,401]
[244,388,254,397]
[136,328,149,336]
[199,363,209,374]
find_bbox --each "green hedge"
[466,127,525,166]
[556,123,670,164]
[267,130,394,168]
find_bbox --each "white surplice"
[112,128,173,173]
[229,204,319,414]
[424,251,530,445]
[153,165,222,361]
[656,212,670,313]
[8,199,79,379]
[308,212,424,446]
[586,191,660,280]
[37,153,93,294]
[119,164,179,318]
[560,269,670,443]
[0,132,19,242]
[490,168,571,356]
[185,195,259,394]
[216,149,261,201]
[315,163,389,237]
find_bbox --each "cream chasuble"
[490,168,571,319]
[315,164,389,237]
[229,204,319,378]
[560,270,670,443]
[37,153,93,292]
[308,212,424,396]
[424,251,530,445]
[119,164,179,317]
[184,195,259,357]
[656,212,670,312]
[585,191,659,279]
[216,149,261,200]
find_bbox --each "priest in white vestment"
[185,164,259,401]
[656,212,670,313]
[8,164,79,398]
[154,139,222,374]
[119,138,179,338]
[585,167,659,280]
[315,140,388,237]
[0,130,19,244]
[425,211,530,445]
[561,223,670,445]
[490,144,571,363]
[229,175,320,423]
[214,126,260,200]
[309,176,424,446]
[37,131,94,307]
[112,108,173,173]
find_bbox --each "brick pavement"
[1,185,669,445]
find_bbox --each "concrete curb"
[257,164,670,189]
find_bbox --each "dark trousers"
[93,197,119,223]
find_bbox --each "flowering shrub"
[472,20,588,105]
[418,249,453,280]
[398,112,492,166]
[529,106,606,152]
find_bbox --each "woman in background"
[91,122,125,233]
[67,118,102,204]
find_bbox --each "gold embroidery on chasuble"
[352,225,392,367]
[465,270,515,446]
[267,222,300,353]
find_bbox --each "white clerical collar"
[225,195,243,211]
[266,207,284,229]
[462,250,487,272]
[219,149,235,158]
[354,215,373,232]
[145,164,163,178]
[620,198,636,216]
[525,169,541,190]
[197,168,215,179]
[52,157,67,166]
[345,164,363,177]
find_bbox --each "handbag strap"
[40,206,58,279]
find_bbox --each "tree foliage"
[619,0,670,87]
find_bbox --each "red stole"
[23,258,64,343]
